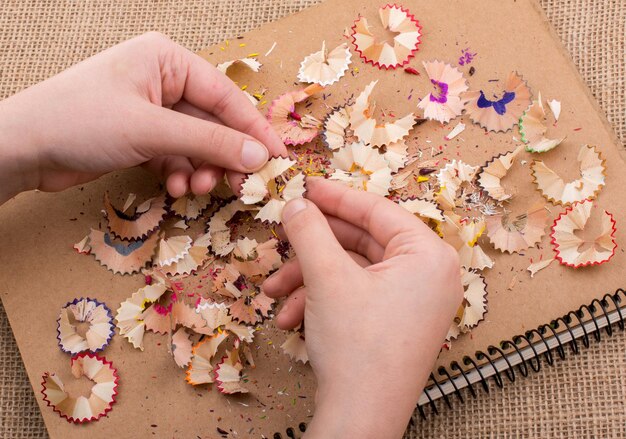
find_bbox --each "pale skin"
[0,33,463,438]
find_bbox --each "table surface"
[0,0,624,437]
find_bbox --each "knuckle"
[355,229,371,256]
[205,125,229,155]
[161,51,186,82]
[243,116,270,141]
[284,210,311,236]
[285,209,325,240]
[213,84,236,115]
[139,31,170,44]
[162,156,183,176]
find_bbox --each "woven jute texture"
[1,1,625,437]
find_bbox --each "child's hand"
[263,178,463,439]
[0,32,286,203]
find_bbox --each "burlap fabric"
[0,1,624,437]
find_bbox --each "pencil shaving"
[350,80,416,147]
[240,157,306,224]
[281,330,309,364]
[551,200,617,268]
[418,60,468,123]
[215,349,249,394]
[322,105,352,151]
[351,4,422,70]
[531,144,605,205]
[89,229,159,275]
[103,192,166,241]
[170,194,213,220]
[41,353,119,423]
[57,298,114,354]
[486,203,548,253]
[464,72,532,132]
[297,41,351,86]
[267,84,324,145]
[329,141,393,196]
[519,93,566,153]
[477,146,524,201]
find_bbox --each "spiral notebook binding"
[266,289,625,436]
[416,288,626,419]
[265,422,308,439]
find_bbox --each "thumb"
[132,104,270,173]
[281,198,358,284]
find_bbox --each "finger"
[275,287,306,330]
[274,252,370,329]
[173,100,228,194]
[264,250,372,299]
[347,251,371,268]
[169,46,287,158]
[274,252,371,330]
[306,178,441,250]
[134,104,270,173]
[172,99,221,124]
[190,163,223,195]
[263,258,301,299]
[172,100,266,195]
[172,99,262,196]
[281,198,360,283]
[143,155,195,197]
[326,216,385,263]
[166,173,189,198]
[275,215,385,263]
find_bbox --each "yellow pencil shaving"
[239,43,246,47]
[271,228,278,238]
[467,224,486,247]
[433,220,444,238]
[260,101,267,106]
[241,85,248,91]
[225,40,229,46]
[252,93,264,100]
[248,53,259,57]
[417,175,430,183]
[219,47,225,51]
[349,163,372,175]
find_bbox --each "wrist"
[0,97,41,203]
[305,379,420,439]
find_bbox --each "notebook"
[1,0,624,437]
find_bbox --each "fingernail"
[241,140,268,170]
[282,198,307,223]
[192,177,213,196]
[202,174,216,194]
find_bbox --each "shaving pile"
[41,353,118,423]
[44,2,617,424]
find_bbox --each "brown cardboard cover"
[1,0,624,437]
